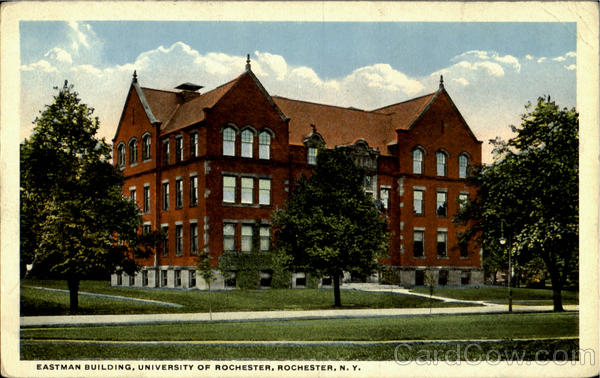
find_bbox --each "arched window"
[259,131,271,160]
[307,147,318,165]
[129,138,138,165]
[436,151,447,176]
[142,133,151,160]
[223,127,236,156]
[117,143,126,168]
[412,148,424,174]
[241,129,254,158]
[458,154,469,178]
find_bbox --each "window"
[439,270,448,285]
[260,271,273,287]
[175,224,183,256]
[128,274,135,286]
[459,240,469,258]
[190,132,198,157]
[413,230,424,258]
[116,272,122,286]
[129,188,136,203]
[436,191,447,217]
[259,131,271,159]
[189,270,197,287]
[162,225,169,256]
[175,270,181,287]
[259,179,271,205]
[380,187,390,209]
[223,127,236,156]
[260,226,270,251]
[117,143,126,168]
[241,225,253,252]
[461,271,471,285]
[142,270,148,287]
[225,272,236,288]
[175,178,183,208]
[162,182,169,211]
[223,176,236,203]
[241,177,253,204]
[412,148,423,174]
[162,139,170,165]
[223,223,235,251]
[190,175,198,206]
[436,151,447,176]
[458,193,469,211]
[143,223,151,235]
[175,135,183,162]
[161,270,167,287]
[413,189,424,215]
[142,134,151,160]
[190,223,198,255]
[363,176,375,197]
[437,231,448,257]
[415,270,425,286]
[143,185,150,214]
[129,139,138,165]
[307,147,317,165]
[241,129,254,158]
[458,154,469,178]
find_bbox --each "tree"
[196,250,216,320]
[20,81,154,313]
[456,96,578,311]
[272,148,389,307]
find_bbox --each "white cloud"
[452,77,469,86]
[254,51,288,81]
[44,47,73,65]
[537,57,547,63]
[525,54,534,60]
[67,21,96,52]
[566,51,576,58]
[21,59,57,72]
[552,56,566,62]
[452,50,520,72]
[564,64,576,71]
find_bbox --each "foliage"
[455,96,578,311]
[20,82,152,312]
[272,148,390,306]
[196,250,215,289]
[218,250,291,290]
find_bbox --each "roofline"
[272,95,374,114]
[113,78,162,142]
[371,91,437,113]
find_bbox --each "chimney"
[175,82,203,101]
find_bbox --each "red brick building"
[111,58,483,289]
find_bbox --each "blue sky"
[20,21,576,162]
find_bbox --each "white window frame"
[307,147,317,165]
[241,224,253,252]
[437,230,448,257]
[175,178,183,208]
[436,151,448,177]
[436,190,448,217]
[241,177,254,204]
[117,143,126,168]
[259,178,271,205]
[190,174,198,206]
[128,138,138,165]
[241,129,254,158]
[162,181,169,211]
[413,229,425,258]
[190,221,198,255]
[223,223,235,251]
[223,127,236,156]
[190,131,199,157]
[142,133,152,161]
[459,154,469,178]
[175,223,183,256]
[223,176,236,203]
[143,184,150,214]
[259,226,270,251]
[175,135,183,162]
[413,189,424,215]
[412,148,424,174]
[259,131,271,160]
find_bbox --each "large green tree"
[20,81,155,313]
[456,96,578,311]
[272,148,389,307]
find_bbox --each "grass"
[20,339,580,361]
[410,286,579,305]
[22,312,578,341]
[21,280,476,315]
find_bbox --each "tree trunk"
[67,277,80,314]
[333,273,341,307]
[548,268,564,312]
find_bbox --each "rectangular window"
[260,226,270,251]
[259,179,271,205]
[162,225,169,256]
[175,224,183,256]
[223,176,236,203]
[176,178,183,208]
[241,225,253,252]
[129,274,135,286]
[162,182,169,211]
[436,191,447,217]
[117,272,122,285]
[190,223,198,255]
[380,187,390,209]
[437,231,448,257]
[241,130,253,158]
[439,270,448,285]
[143,224,151,235]
[175,135,183,162]
[223,128,235,156]
[307,147,317,165]
[162,139,170,165]
[143,186,150,214]
[414,189,424,215]
[130,188,136,203]
[436,152,447,176]
[190,175,198,206]
[190,132,198,158]
[223,223,235,251]
[413,230,424,258]
[259,132,270,160]
[461,271,471,285]
[189,270,197,287]
[161,270,167,287]
[241,177,254,204]
[363,176,374,197]
[458,193,469,211]
[260,271,272,288]
[175,270,181,287]
[142,270,148,287]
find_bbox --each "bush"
[218,251,291,290]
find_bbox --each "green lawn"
[22,312,577,341]
[21,339,579,361]
[21,280,476,316]
[21,312,578,360]
[410,286,579,305]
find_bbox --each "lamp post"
[499,221,512,312]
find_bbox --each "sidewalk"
[20,304,578,328]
